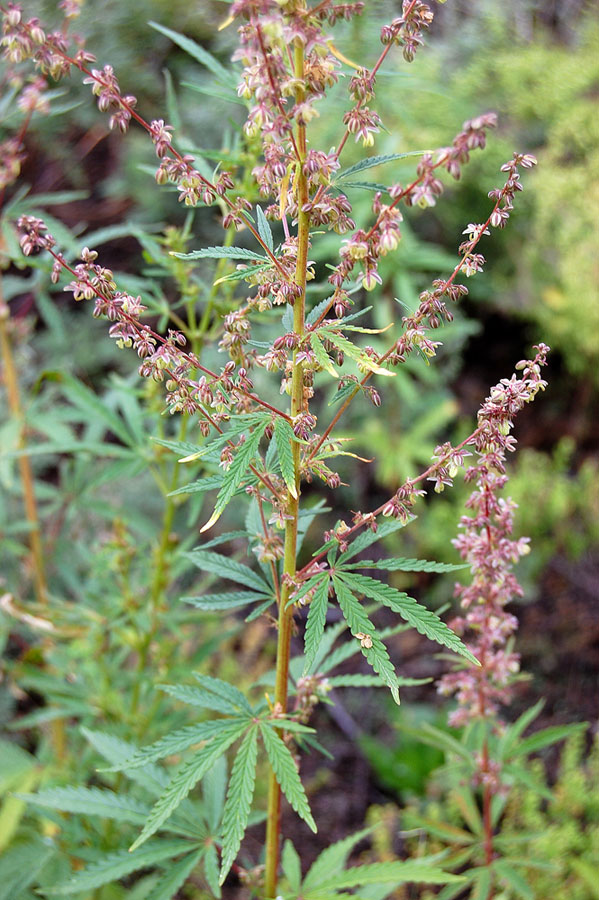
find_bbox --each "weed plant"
[0,2,583,898]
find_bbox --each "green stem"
[264,34,309,900]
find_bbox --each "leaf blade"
[259,723,316,832]
[219,726,258,883]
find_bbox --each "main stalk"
[264,35,309,899]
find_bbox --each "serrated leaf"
[203,754,227,834]
[302,576,330,675]
[510,722,587,757]
[204,841,221,897]
[193,673,253,716]
[274,418,298,498]
[182,590,268,611]
[104,719,244,772]
[129,721,246,851]
[335,150,428,182]
[219,726,258,883]
[497,699,545,760]
[200,424,266,531]
[336,518,412,564]
[81,728,171,796]
[185,548,270,593]
[149,22,231,83]
[328,673,431,688]
[493,860,533,900]
[316,861,464,890]
[171,245,267,262]
[255,205,274,253]
[310,332,338,377]
[346,558,467,574]
[213,262,272,285]
[259,723,316,832]
[168,475,223,497]
[19,786,152,827]
[336,572,478,665]
[46,840,194,895]
[282,840,302,892]
[324,330,393,377]
[144,849,204,900]
[159,684,240,716]
[303,827,373,891]
[332,576,400,705]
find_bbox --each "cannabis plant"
[1,1,553,897]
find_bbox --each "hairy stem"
[264,33,309,899]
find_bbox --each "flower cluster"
[437,344,550,730]
[381,0,435,62]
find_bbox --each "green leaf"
[104,719,244,772]
[185,548,270,593]
[46,840,195,895]
[149,21,231,83]
[409,723,472,763]
[203,754,227,834]
[282,840,302,893]
[20,786,152,827]
[310,332,338,378]
[219,726,258,883]
[171,245,267,262]
[274,418,298,498]
[335,150,428,182]
[328,673,431,688]
[493,860,533,900]
[168,475,224,497]
[129,721,247,851]
[316,861,464,890]
[511,722,587,757]
[336,518,412,564]
[200,424,266,531]
[497,699,545,760]
[182,590,268,611]
[213,261,272,284]
[323,330,393,377]
[159,683,241,716]
[204,841,221,897]
[193,673,253,716]
[80,728,170,796]
[51,372,136,447]
[336,572,478,665]
[346,558,467,574]
[303,827,373,891]
[302,576,330,675]
[255,205,274,253]
[332,576,400,705]
[259,723,316,832]
[143,848,203,900]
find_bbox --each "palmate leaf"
[200,424,266,532]
[322,330,394,377]
[332,576,400,705]
[148,21,232,83]
[310,332,338,377]
[302,575,330,675]
[336,571,479,666]
[182,590,269,611]
[314,860,464,891]
[334,150,428,182]
[185,548,270,593]
[259,723,316,832]
[255,204,274,252]
[144,849,204,900]
[104,719,245,772]
[302,826,373,891]
[193,673,253,716]
[159,684,242,716]
[46,840,195,895]
[129,720,247,852]
[336,518,412,564]
[273,417,298,498]
[346,557,467,574]
[19,786,152,827]
[171,245,268,262]
[81,728,171,795]
[219,726,258,884]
